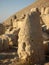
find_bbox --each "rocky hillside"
[3,0,49,28]
[0,0,49,65]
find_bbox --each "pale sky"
[0,0,36,22]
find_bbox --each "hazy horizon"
[0,0,36,23]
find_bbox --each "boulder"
[18,8,45,64]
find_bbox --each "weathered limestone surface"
[41,7,49,26]
[13,19,18,29]
[0,23,5,35]
[5,34,18,46]
[0,35,9,51]
[5,26,13,34]
[44,7,49,14]
[40,7,49,54]
[0,0,49,64]
[41,14,49,29]
[2,35,9,50]
[18,8,45,64]
[0,38,3,51]
[0,7,49,64]
[41,7,49,15]
[43,41,49,54]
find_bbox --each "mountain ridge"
[3,0,49,27]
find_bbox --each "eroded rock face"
[0,33,18,51]
[0,23,5,35]
[5,26,13,34]
[0,38,3,51]
[40,7,49,54]
[0,35,9,51]
[41,7,49,15]
[13,19,18,29]
[41,7,49,29]
[41,14,49,29]
[45,7,49,14]
[18,8,45,64]
[5,34,18,46]
[1,7,49,64]
[2,35,9,50]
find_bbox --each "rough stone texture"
[5,26,13,34]
[41,7,49,15]
[44,7,49,14]
[41,14,49,29]
[3,0,49,28]
[13,19,18,29]
[18,8,45,64]
[41,7,45,15]
[1,35,9,50]
[40,7,49,54]
[40,7,49,29]
[0,23,5,35]
[0,38,3,51]
[0,35,9,51]
[0,0,49,65]
[42,30,49,54]
[43,41,49,54]
[5,27,18,47]
[5,34,18,46]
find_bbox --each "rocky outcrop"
[41,7,49,15]
[0,23,5,35]
[40,7,49,54]
[0,35,9,51]
[0,38,3,51]
[18,8,45,64]
[2,35,9,50]
[5,34,18,46]
[0,0,49,65]
[41,14,49,29]
[0,7,49,64]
